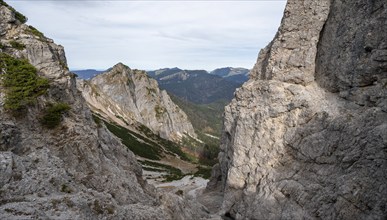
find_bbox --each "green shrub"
[0,53,49,115]
[41,102,70,128]
[27,25,44,39]
[0,42,5,50]
[92,114,102,127]
[193,166,212,179]
[59,60,69,70]
[0,0,27,23]
[10,41,25,50]
[154,105,165,118]
[60,184,72,193]
[14,11,27,23]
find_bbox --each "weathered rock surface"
[0,3,208,219]
[211,0,387,219]
[77,64,196,141]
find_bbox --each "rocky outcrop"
[0,3,207,219]
[77,63,196,141]
[212,0,387,219]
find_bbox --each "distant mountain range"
[72,69,104,79]
[210,67,250,84]
[148,67,243,104]
[74,66,249,109]
[73,67,250,84]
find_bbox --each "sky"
[7,0,286,71]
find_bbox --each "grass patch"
[10,41,25,50]
[26,25,45,39]
[140,160,184,182]
[103,119,162,160]
[92,114,102,127]
[193,166,212,179]
[154,105,165,118]
[0,53,49,115]
[0,0,27,23]
[41,102,70,128]
[142,166,165,173]
[115,114,129,125]
[136,124,191,161]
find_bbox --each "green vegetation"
[102,118,191,161]
[141,160,184,182]
[180,134,219,166]
[170,94,226,136]
[92,114,102,127]
[146,87,157,95]
[41,102,70,128]
[60,184,72,193]
[10,41,25,50]
[59,60,69,70]
[142,166,165,173]
[136,124,191,161]
[196,133,220,166]
[126,77,133,85]
[154,105,165,118]
[115,114,129,125]
[0,0,27,23]
[0,53,49,115]
[193,166,212,179]
[27,25,45,39]
[169,94,223,166]
[175,190,184,196]
[103,119,162,160]
[0,42,5,50]
[93,200,104,214]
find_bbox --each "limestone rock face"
[212,0,387,219]
[77,63,196,141]
[0,4,207,219]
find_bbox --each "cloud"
[7,0,286,70]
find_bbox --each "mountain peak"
[78,63,196,141]
[111,62,130,71]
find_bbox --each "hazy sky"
[8,0,286,71]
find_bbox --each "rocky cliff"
[77,64,196,141]
[0,2,207,219]
[212,0,387,219]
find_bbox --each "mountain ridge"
[210,67,250,84]
[148,67,241,104]
[77,62,196,142]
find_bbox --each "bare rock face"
[77,63,196,141]
[0,4,207,219]
[212,0,387,219]
[315,0,387,110]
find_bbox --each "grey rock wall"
[212,0,387,219]
[0,4,207,219]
